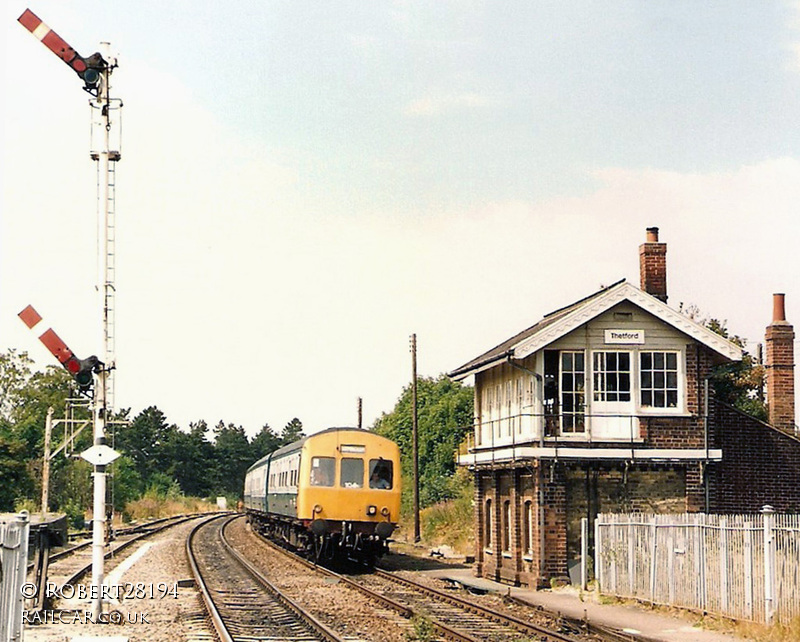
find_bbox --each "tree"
[0,430,32,511]
[251,423,281,459]
[159,420,215,497]
[681,305,768,421]
[116,406,179,481]
[213,421,255,497]
[0,349,92,514]
[280,418,304,446]
[0,349,33,421]
[705,320,768,421]
[372,375,473,510]
[109,455,144,513]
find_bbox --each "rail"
[187,514,343,642]
[246,515,622,642]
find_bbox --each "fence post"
[649,517,658,603]
[696,513,707,612]
[1,511,30,642]
[762,505,775,625]
[720,516,728,614]
[594,515,602,591]
[628,520,635,595]
[667,526,675,605]
[744,521,753,620]
[581,517,588,590]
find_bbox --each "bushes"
[124,493,216,521]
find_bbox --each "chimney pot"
[639,227,667,303]
[772,293,786,323]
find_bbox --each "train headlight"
[380,507,390,517]
[313,504,323,514]
[366,505,377,516]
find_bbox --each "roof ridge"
[542,278,627,319]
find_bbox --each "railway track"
[240,516,624,642]
[187,514,345,642]
[39,513,206,591]
[24,512,211,613]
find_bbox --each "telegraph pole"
[410,334,420,542]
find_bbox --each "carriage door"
[591,351,633,440]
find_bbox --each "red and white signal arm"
[18,9,105,87]
[20,305,79,373]
[18,304,99,388]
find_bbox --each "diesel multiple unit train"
[243,427,401,564]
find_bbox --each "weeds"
[406,614,436,641]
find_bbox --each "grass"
[393,473,475,556]
[124,495,218,521]
[733,617,800,642]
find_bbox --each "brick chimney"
[639,227,667,303]
[765,293,795,433]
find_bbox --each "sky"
[2,1,800,437]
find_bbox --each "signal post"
[18,9,122,619]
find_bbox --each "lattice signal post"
[18,9,122,619]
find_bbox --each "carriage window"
[341,458,364,488]
[369,459,393,489]
[310,457,335,487]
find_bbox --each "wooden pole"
[41,407,54,515]
[411,334,420,542]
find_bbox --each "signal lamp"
[82,67,101,88]
[68,355,101,394]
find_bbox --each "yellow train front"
[244,427,401,565]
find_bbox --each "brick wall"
[645,416,706,449]
[684,344,715,415]
[540,463,567,580]
[710,400,800,512]
[474,473,486,575]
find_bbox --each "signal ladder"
[92,94,122,411]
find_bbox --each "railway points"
[22,513,218,642]
[21,510,748,642]
[238,514,628,642]
[388,562,747,642]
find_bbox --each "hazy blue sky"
[3,1,799,434]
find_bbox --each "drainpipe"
[703,376,710,512]
[538,475,546,581]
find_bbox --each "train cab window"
[341,458,364,488]
[310,457,335,487]
[368,459,393,489]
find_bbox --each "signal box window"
[640,351,679,408]
[310,457,335,487]
[341,458,364,488]
[369,459,393,489]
